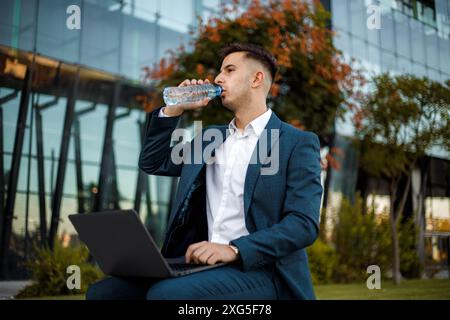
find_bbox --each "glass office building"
[331,0,449,82]
[0,0,449,279]
[327,0,450,273]
[0,0,223,279]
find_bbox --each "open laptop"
[69,209,225,278]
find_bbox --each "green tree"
[355,74,450,284]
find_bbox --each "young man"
[87,43,323,300]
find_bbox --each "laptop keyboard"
[169,263,205,271]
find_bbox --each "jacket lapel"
[167,125,230,231]
[243,112,282,216]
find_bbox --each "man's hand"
[162,79,212,117]
[185,241,239,265]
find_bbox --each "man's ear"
[251,71,265,88]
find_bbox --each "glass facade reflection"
[0,0,197,79]
[0,0,208,279]
[331,0,450,82]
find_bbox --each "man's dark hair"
[220,43,278,83]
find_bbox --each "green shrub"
[399,218,422,279]
[332,195,392,283]
[307,238,338,284]
[16,241,103,298]
[326,193,422,283]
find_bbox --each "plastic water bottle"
[163,84,222,106]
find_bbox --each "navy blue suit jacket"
[139,107,323,299]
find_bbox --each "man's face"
[214,52,254,112]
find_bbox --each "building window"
[395,0,437,28]
[395,0,415,17]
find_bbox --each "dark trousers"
[86,265,277,300]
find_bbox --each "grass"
[21,294,85,300]
[315,278,450,300]
[19,279,450,300]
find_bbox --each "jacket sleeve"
[230,131,323,271]
[138,106,183,177]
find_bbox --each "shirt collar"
[228,108,272,138]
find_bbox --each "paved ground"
[0,281,31,300]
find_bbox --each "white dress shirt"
[159,107,273,244]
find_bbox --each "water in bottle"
[163,84,222,106]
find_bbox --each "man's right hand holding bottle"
[161,79,213,117]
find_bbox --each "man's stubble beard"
[220,91,249,114]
